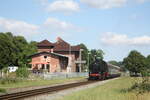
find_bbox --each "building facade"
[29,37,82,73]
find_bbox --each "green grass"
[59,77,150,100]
[0,77,86,92]
[0,88,6,93]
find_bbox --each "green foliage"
[123,50,146,75]
[2,67,8,74]
[129,82,150,93]
[0,32,37,70]
[0,77,21,84]
[89,49,104,65]
[0,88,6,93]
[60,77,150,100]
[145,55,150,74]
[108,60,120,66]
[80,43,88,71]
[108,61,127,72]
[16,67,29,78]
[0,32,15,69]
[79,44,104,71]
[80,43,88,63]
[123,50,150,94]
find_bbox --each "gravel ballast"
[24,78,119,100]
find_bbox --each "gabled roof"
[37,37,80,51]
[29,51,68,58]
[37,39,54,47]
[53,37,80,51]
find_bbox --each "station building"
[29,37,82,73]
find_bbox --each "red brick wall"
[32,49,79,72]
[49,55,60,72]
[31,54,61,72]
[54,51,79,72]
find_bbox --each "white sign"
[75,60,86,64]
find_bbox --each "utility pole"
[67,45,71,73]
[88,52,91,71]
[79,49,83,72]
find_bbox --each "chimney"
[56,37,62,42]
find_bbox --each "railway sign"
[75,60,86,64]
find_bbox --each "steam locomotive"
[89,58,121,80]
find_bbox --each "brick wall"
[54,51,79,72]
[31,54,61,72]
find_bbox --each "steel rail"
[0,80,96,100]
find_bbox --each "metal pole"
[69,45,71,70]
[88,53,90,68]
[88,52,91,72]
[67,45,71,73]
[94,55,96,61]
[79,49,83,72]
[69,45,71,56]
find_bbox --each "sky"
[0,0,150,61]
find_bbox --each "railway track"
[0,80,97,100]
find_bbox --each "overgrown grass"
[0,88,6,93]
[59,77,150,100]
[128,82,150,93]
[0,77,86,93]
[0,77,22,84]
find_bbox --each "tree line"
[0,32,37,70]
[123,50,150,76]
[0,32,149,75]
[0,32,105,72]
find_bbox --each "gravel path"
[24,78,119,100]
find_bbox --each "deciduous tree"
[123,50,146,75]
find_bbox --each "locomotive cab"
[89,58,108,80]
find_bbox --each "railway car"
[89,58,121,80]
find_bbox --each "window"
[42,64,45,69]
[44,56,47,59]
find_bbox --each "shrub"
[16,67,29,78]
[2,67,8,74]
[0,88,6,93]
[0,77,21,84]
[129,82,150,93]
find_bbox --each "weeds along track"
[0,76,119,100]
[0,80,97,100]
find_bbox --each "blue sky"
[0,0,150,61]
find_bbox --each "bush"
[0,88,6,93]
[130,82,150,93]
[0,77,21,84]
[16,67,29,78]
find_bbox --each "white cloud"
[80,0,127,9]
[44,17,75,31]
[0,17,80,38]
[38,0,49,5]
[101,32,150,45]
[0,17,39,36]
[46,0,80,13]
[136,0,150,3]
[38,0,150,12]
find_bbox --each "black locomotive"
[89,58,121,80]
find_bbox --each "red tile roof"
[37,39,54,47]
[37,37,80,51]
[53,37,80,51]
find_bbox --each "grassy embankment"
[0,77,86,93]
[59,77,150,100]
